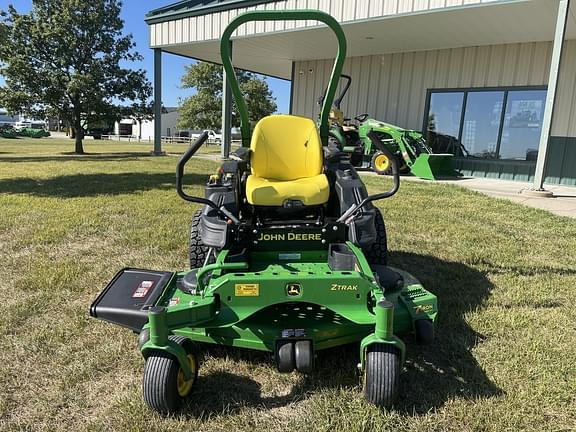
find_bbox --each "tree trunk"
[74,130,84,154]
[73,107,84,154]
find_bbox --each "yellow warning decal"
[235,283,259,297]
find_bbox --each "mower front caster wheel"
[276,340,314,373]
[276,341,295,373]
[294,340,314,373]
[142,336,199,414]
[363,344,400,408]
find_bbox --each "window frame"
[422,86,547,160]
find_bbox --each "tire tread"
[363,209,388,266]
[142,335,196,414]
[364,344,400,408]
[189,209,210,269]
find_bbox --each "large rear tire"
[189,209,211,269]
[363,344,400,408]
[362,209,388,266]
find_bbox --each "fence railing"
[100,135,236,145]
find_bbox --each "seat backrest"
[250,115,323,181]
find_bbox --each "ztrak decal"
[331,284,358,291]
[235,283,260,297]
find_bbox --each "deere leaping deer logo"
[286,283,302,296]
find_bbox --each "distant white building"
[0,109,23,126]
[0,109,48,129]
[114,107,181,139]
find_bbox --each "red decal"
[132,280,154,298]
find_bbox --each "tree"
[0,0,152,154]
[177,62,277,130]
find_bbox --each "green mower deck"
[139,248,437,360]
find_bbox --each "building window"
[424,87,546,161]
[461,91,504,159]
[499,90,547,161]
[428,92,464,139]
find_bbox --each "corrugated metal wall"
[150,0,503,46]
[291,40,576,138]
[292,40,576,184]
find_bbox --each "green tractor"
[0,125,17,139]
[90,10,437,414]
[323,74,455,180]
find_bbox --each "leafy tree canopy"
[0,0,152,153]
[177,62,277,130]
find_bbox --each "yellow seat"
[246,115,329,206]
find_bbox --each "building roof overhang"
[150,0,574,79]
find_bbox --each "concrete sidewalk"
[402,176,576,219]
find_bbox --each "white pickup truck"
[191,129,221,143]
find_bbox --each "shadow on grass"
[184,370,307,418]
[0,152,158,163]
[181,252,501,417]
[389,252,502,415]
[0,172,208,197]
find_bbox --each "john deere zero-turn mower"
[322,74,455,180]
[90,10,437,414]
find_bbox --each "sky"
[0,0,291,112]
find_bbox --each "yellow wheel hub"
[374,154,390,172]
[176,353,197,397]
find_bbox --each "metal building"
[146,0,576,187]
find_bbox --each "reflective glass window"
[499,90,547,160]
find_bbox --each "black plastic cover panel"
[371,265,404,292]
[90,268,173,332]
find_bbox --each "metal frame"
[422,85,548,160]
[153,48,163,155]
[220,9,347,147]
[289,61,295,115]
[221,41,233,160]
[533,0,570,190]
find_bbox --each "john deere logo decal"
[286,283,302,296]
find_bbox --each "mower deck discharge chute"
[90,9,438,414]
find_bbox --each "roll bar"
[220,10,347,148]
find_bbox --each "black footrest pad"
[90,268,173,331]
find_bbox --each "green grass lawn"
[1,138,575,431]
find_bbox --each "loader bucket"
[409,153,455,180]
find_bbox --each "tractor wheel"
[415,319,435,345]
[363,344,400,408]
[371,151,393,175]
[189,209,212,269]
[362,209,388,266]
[142,335,199,414]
